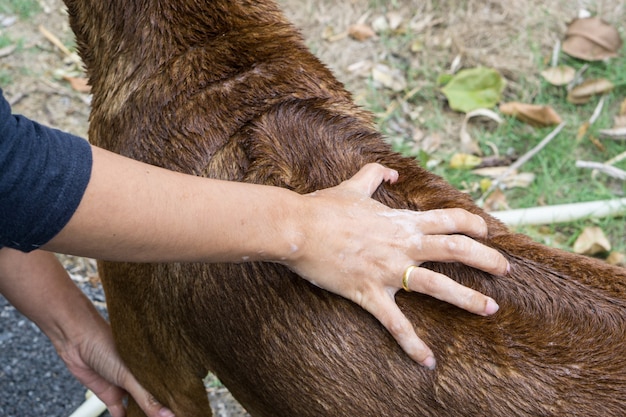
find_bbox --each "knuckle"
[445,235,473,256]
[387,317,413,339]
[462,289,486,311]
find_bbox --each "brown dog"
[64,1,626,416]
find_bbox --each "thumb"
[122,374,175,417]
[340,163,399,197]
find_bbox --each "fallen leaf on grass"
[371,63,407,92]
[482,188,510,212]
[441,67,506,113]
[541,66,576,86]
[573,226,612,255]
[499,102,562,127]
[412,129,442,154]
[386,12,404,31]
[606,251,625,266]
[0,44,17,58]
[567,78,614,104]
[63,76,91,93]
[459,108,503,154]
[348,23,376,41]
[472,166,535,188]
[449,153,482,170]
[563,17,623,61]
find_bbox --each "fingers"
[122,376,176,417]
[97,386,127,417]
[413,208,490,239]
[341,163,399,196]
[402,265,499,316]
[364,291,436,369]
[412,233,509,277]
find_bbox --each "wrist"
[261,188,308,265]
[44,289,105,352]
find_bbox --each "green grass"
[362,11,626,256]
[0,32,16,84]
[0,0,40,19]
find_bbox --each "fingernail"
[423,355,437,370]
[159,408,176,417]
[484,297,500,315]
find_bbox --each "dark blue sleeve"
[0,89,93,252]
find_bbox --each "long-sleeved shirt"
[0,89,92,252]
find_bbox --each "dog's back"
[65,1,626,416]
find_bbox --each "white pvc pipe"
[69,392,107,417]
[491,198,626,227]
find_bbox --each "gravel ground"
[0,257,112,417]
[0,255,249,417]
[0,295,90,417]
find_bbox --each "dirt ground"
[1,0,623,415]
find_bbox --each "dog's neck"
[63,0,289,94]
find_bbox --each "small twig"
[477,122,566,206]
[576,160,626,181]
[588,95,605,125]
[550,39,561,68]
[7,92,27,106]
[605,150,626,166]
[568,63,589,92]
[599,127,626,140]
[39,25,81,64]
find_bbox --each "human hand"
[0,248,174,417]
[285,163,509,369]
[53,307,175,417]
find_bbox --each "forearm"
[0,249,102,347]
[44,145,303,264]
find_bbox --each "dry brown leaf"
[563,17,623,61]
[540,66,576,86]
[611,100,626,128]
[371,63,407,92]
[412,129,441,154]
[606,251,625,266]
[567,78,614,104]
[348,23,376,41]
[573,226,612,255]
[503,172,535,188]
[63,76,91,93]
[472,166,512,177]
[0,44,17,58]
[472,166,535,189]
[482,188,510,212]
[499,102,562,127]
[459,109,502,154]
[613,115,626,129]
[386,12,404,31]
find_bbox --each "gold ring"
[402,265,417,292]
